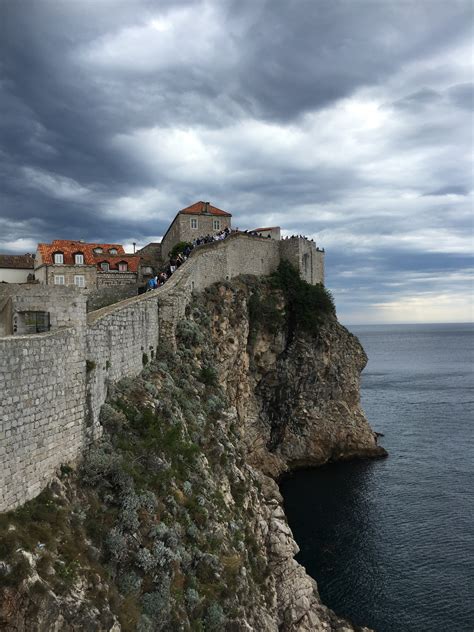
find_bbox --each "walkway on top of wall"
[86,232,273,326]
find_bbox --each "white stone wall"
[86,293,161,426]
[0,268,32,283]
[0,328,86,512]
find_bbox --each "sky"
[0,0,472,324]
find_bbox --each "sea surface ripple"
[280,323,474,632]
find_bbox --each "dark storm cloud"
[0,0,472,321]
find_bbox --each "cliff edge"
[0,269,385,631]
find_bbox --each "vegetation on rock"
[0,273,378,632]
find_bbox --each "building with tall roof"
[35,240,139,289]
[160,201,232,259]
[0,254,35,283]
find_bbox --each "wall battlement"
[0,234,324,512]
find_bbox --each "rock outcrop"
[204,280,386,477]
[0,274,384,631]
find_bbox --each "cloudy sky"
[0,0,472,323]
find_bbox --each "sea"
[280,323,474,632]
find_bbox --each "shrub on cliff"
[271,260,335,335]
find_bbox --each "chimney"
[203,201,210,214]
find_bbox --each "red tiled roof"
[95,255,140,273]
[37,240,139,272]
[253,227,279,232]
[0,254,35,269]
[179,201,231,217]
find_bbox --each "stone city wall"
[0,327,86,512]
[87,284,139,312]
[0,234,324,512]
[97,271,138,288]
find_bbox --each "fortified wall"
[0,235,324,512]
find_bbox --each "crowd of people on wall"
[146,227,235,290]
[145,228,321,291]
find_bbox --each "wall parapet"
[0,234,324,512]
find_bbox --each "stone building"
[160,201,232,259]
[0,283,85,337]
[136,242,162,285]
[35,240,139,289]
[0,254,35,283]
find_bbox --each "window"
[75,253,84,264]
[118,262,128,272]
[109,248,118,255]
[93,247,103,254]
[18,311,50,334]
[74,275,85,287]
[100,262,109,271]
[213,219,220,230]
[54,275,65,285]
[191,218,198,229]
[54,252,64,264]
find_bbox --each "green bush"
[199,365,218,386]
[270,260,335,335]
[248,291,284,339]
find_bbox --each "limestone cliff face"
[0,276,383,632]
[203,281,386,477]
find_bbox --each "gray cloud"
[0,0,472,322]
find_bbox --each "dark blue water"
[280,323,474,632]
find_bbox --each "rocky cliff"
[0,270,385,631]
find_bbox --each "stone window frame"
[53,251,64,264]
[74,252,84,265]
[213,219,221,230]
[118,261,128,272]
[54,274,65,285]
[100,261,110,271]
[190,218,198,229]
[74,275,85,287]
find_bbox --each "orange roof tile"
[37,240,139,272]
[179,201,231,217]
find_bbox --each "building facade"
[0,254,35,283]
[160,201,232,259]
[35,240,139,289]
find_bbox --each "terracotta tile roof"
[95,255,140,273]
[37,240,139,272]
[0,254,35,269]
[253,227,279,232]
[179,201,232,217]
